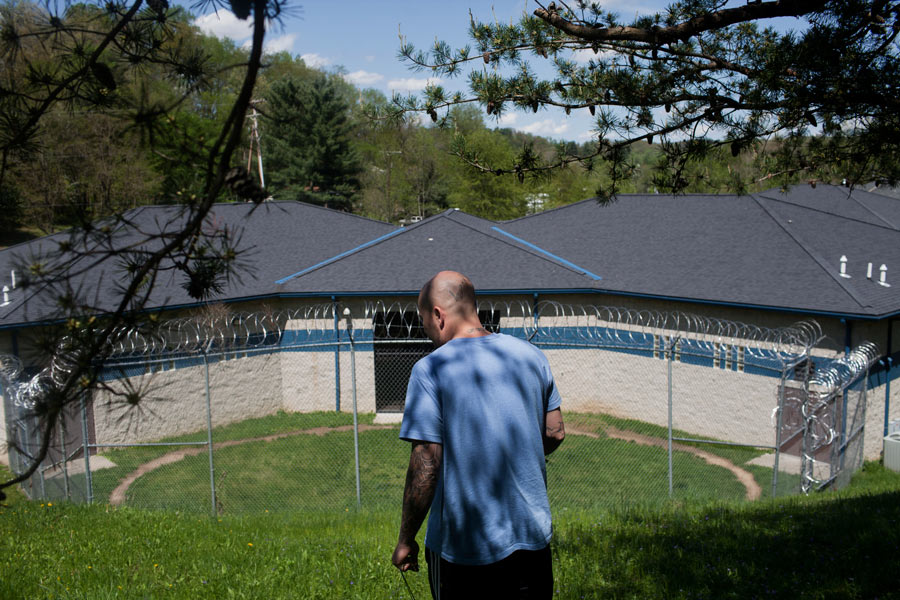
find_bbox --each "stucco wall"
[544,347,781,447]
[92,352,283,445]
[281,349,340,413]
[338,347,377,414]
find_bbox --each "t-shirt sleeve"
[545,374,562,412]
[399,360,443,444]
[542,357,562,413]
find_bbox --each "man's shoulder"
[495,333,546,358]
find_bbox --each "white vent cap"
[880,264,891,288]
[839,256,851,278]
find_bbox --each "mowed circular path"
[109,423,760,505]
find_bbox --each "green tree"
[389,0,900,198]
[0,183,23,237]
[356,89,451,222]
[443,107,525,219]
[262,73,362,211]
[0,0,277,499]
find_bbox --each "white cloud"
[387,77,443,92]
[194,12,253,41]
[596,0,659,16]
[519,119,570,137]
[344,70,385,86]
[571,48,617,63]
[196,13,294,54]
[413,112,433,127]
[495,112,519,127]
[265,34,297,54]
[365,55,376,63]
[300,52,330,68]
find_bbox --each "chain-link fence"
[1,301,879,515]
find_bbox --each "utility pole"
[247,101,266,189]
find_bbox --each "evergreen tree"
[388,0,900,198]
[263,74,362,211]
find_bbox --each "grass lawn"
[55,411,790,514]
[2,462,900,599]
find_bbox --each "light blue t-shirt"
[399,333,562,566]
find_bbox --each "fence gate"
[776,344,880,493]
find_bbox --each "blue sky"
[191,1,801,143]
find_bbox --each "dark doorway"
[372,309,501,413]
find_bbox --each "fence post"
[343,307,361,509]
[332,296,342,412]
[80,391,93,504]
[667,336,676,498]
[203,346,217,516]
[772,373,787,498]
[885,357,893,437]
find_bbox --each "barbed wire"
[5,301,826,367]
[808,342,881,395]
[523,302,823,360]
[0,300,825,418]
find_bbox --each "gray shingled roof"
[0,202,396,328]
[3,184,898,327]
[276,210,600,295]
[500,184,900,317]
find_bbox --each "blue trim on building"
[490,227,603,280]
[275,229,406,285]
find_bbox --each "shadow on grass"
[554,489,900,599]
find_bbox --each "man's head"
[417,271,481,347]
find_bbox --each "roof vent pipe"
[10,270,15,289]
[880,264,891,288]
[840,256,851,278]
[868,263,873,279]
[1,286,9,306]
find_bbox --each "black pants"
[424,545,553,600]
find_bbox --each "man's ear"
[433,306,443,328]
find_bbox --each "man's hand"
[394,441,441,572]
[392,539,420,572]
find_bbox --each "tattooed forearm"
[398,442,443,544]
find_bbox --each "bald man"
[392,271,565,599]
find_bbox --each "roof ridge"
[501,192,750,224]
[751,194,871,310]
[757,189,900,232]
[501,196,601,224]
[273,201,395,226]
[848,189,900,230]
[435,217,600,281]
[274,226,406,284]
